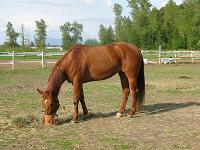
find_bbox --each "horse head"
[37,89,60,125]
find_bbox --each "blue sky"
[0,0,183,45]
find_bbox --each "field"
[0,63,200,150]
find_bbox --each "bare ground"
[0,63,200,150]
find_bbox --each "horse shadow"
[57,101,200,125]
[141,101,200,115]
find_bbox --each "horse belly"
[84,47,121,81]
[89,63,120,80]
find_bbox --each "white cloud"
[160,1,168,8]
[149,0,183,9]
[17,0,75,7]
[0,19,5,30]
[81,0,96,5]
[80,0,113,7]
[105,0,113,7]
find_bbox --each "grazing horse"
[37,42,145,124]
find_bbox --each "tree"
[112,0,199,50]
[99,24,107,45]
[5,22,19,47]
[30,41,35,47]
[98,24,115,45]
[113,3,123,41]
[182,0,200,49]
[162,0,179,49]
[128,0,152,48]
[84,38,99,46]
[60,21,83,50]
[20,24,25,47]
[146,8,160,49]
[107,26,115,44]
[35,19,47,48]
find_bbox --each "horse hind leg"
[116,72,130,118]
[127,77,138,118]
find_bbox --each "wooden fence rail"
[0,51,64,70]
[141,50,200,64]
[1,50,200,70]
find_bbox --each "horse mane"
[47,53,70,96]
[47,43,118,91]
[47,44,88,96]
[47,65,66,96]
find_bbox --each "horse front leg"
[128,78,138,117]
[72,80,81,123]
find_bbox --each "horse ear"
[37,89,44,95]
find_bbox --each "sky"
[0,0,183,45]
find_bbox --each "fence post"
[158,45,161,64]
[12,51,15,70]
[41,51,44,68]
[175,52,177,64]
[191,51,193,63]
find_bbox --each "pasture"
[0,63,200,150]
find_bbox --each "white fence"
[0,51,64,70]
[1,50,200,70]
[142,50,200,64]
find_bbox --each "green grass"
[172,143,192,150]
[0,64,200,149]
[54,139,78,150]
[103,137,131,150]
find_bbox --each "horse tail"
[137,57,145,109]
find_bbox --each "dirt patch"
[1,64,200,149]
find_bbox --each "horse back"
[62,42,142,82]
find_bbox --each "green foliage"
[0,45,62,53]
[35,19,47,48]
[111,0,200,50]
[4,22,19,47]
[60,21,83,50]
[84,38,99,46]
[196,40,200,49]
[113,3,123,41]
[128,0,152,47]
[99,24,115,45]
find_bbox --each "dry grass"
[0,63,200,149]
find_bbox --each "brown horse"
[37,42,145,124]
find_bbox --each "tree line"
[2,0,200,50]
[3,20,84,50]
[101,0,200,50]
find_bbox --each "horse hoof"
[115,112,123,118]
[70,120,78,124]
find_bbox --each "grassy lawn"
[0,64,200,150]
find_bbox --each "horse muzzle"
[44,115,56,125]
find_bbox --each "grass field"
[0,63,200,150]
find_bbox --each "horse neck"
[47,66,66,97]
